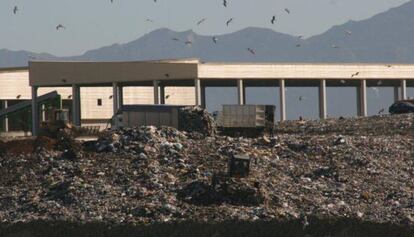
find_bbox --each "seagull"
[197,18,206,25]
[351,72,360,78]
[56,24,65,30]
[299,96,305,101]
[340,79,346,84]
[271,15,276,24]
[377,80,383,86]
[247,48,256,55]
[344,30,352,36]
[284,8,290,14]
[223,0,228,7]
[212,36,218,44]
[378,108,385,114]
[297,35,303,40]
[185,41,192,46]
[332,44,339,49]
[13,6,18,14]
[226,18,233,26]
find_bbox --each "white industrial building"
[1,59,413,136]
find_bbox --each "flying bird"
[332,44,339,48]
[284,8,290,14]
[297,35,303,40]
[212,36,218,44]
[271,16,276,24]
[223,0,228,7]
[296,44,301,47]
[344,30,352,36]
[226,18,233,26]
[247,48,256,55]
[56,24,65,30]
[299,96,305,101]
[378,108,385,114]
[172,38,180,41]
[146,19,154,23]
[340,79,346,84]
[377,80,383,86]
[351,72,360,78]
[185,41,192,46]
[197,18,206,25]
[13,6,18,14]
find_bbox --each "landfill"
[0,112,413,229]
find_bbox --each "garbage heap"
[178,106,216,136]
[0,113,413,228]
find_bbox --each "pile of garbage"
[178,106,216,136]
[0,113,413,228]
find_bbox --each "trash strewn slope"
[0,113,413,227]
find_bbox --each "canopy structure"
[28,59,414,135]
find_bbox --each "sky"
[0,0,410,56]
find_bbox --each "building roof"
[29,59,414,87]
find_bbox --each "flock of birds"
[10,1,394,110]
[10,0,355,55]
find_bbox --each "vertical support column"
[358,79,367,117]
[279,79,286,121]
[401,79,407,100]
[237,79,245,105]
[112,82,119,115]
[41,104,46,122]
[194,78,201,106]
[2,100,9,132]
[394,86,400,102]
[153,80,160,105]
[31,86,39,136]
[72,84,81,127]
[160,85,166,104]
[118,85,124,110]
[201,85,206,109]
[319,79,327,119]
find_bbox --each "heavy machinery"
[39,109,71,137]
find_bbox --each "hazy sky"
[0,0,410,56]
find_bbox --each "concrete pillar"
[358,79,367,117]
[279,79,286,121]
[118,85,124,110]
[160,85,166,104]
[112,82,119,115]
[194,78,201,106]
[41,104,46,122]
[72,84,81,126]
[31,86,39,136]
[394,86,400,102]
[237,79,245,105]
[2,100,9,132]
[201,85,206,109]
[319,79,327,119]
[401,79,407,100]
[153,80,160,104]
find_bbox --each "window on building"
[97,99,102,106]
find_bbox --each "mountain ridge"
[2,0,414,67]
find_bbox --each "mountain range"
[2,0,414,68]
